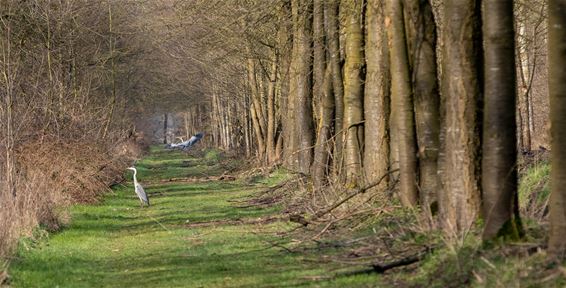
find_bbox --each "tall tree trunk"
[243,92,252,157]
[439,0,483,234]
[482,0,523,241]
[226,103,234,149]
[248,58,267,161]
[312,66,335,192]
[364,0,390,193]
[251,102,266,160]
[289,0,314,174]
[312,0,337,192]
[548,0,566,257]
[312,0,325,128]
[213,87,225,148]
[405,0,440,216]
[389,104,400,175]
[278,2,292,166]
[386,0,418,206]
[343,0,364,186]
[266,53,278,163]
[516,19,532,152]
[327,0,345,177]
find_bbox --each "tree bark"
[312,0,325,129]
[481,0,522,241]
[251,98,266,160]
[327,0,345,177]
[439,0,483,234]
[312,66,335,192]
[404,0,440,216]
[364,0,390,193]
[548,0,566,257]
[516,19,532,152]
[278,2,292,166]
[342,0,365,187]
[247,58,267,161]
[386,0,418,206]
[312,0,338,192]
[266,52,278,163]
[244,92,252,157]
[289,0,314,174]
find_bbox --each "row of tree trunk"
[202,0,566,256]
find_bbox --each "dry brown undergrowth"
[0,136,144,261]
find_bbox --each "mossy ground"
[7,147,381,287]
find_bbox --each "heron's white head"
[127,167,136,172]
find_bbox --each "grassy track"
[8,147,380,287]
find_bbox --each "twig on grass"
[339,247,434,276]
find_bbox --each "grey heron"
[127,167,150,207]
[164,132,204,150]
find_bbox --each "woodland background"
[2,0,565,283]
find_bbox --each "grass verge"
[7,147,381,287]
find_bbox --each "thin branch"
[314,169,399,218]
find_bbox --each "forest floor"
[6,147,566,287]
[6,147,382,287]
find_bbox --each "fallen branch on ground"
[371,250,426,273]
[341,247,434,276]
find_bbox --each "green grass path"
[8,148,380,287]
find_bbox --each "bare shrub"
[0,0,145,260]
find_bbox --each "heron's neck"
[132,170,137,181]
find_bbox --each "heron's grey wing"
[135,183,149,204]
[186,136,200,147]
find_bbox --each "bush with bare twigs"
[0,0,145,260]
[0,135,142,259]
